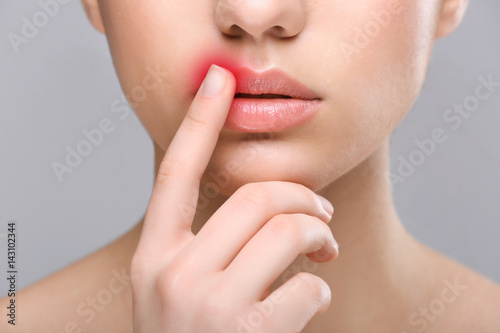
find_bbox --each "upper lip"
[232,67,321,100]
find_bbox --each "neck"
[309,139,421,330]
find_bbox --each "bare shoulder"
[425,247,500,332]
[0,224,139,333]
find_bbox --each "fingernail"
[201,64,227,97]
[316,194,334,218]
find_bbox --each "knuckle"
[129,253,150,284]
[267,214,304,244]
[155,261,191,298]
[235,182,273,210]
[298,185,324,212]
[295,182,317,199]
[129,260,142,280]
[155,268,172,294]
[271,181,321,213]
[156,158,183,185]
[316,219,333,238]
[266,180,314,200]
[185,109,209,129]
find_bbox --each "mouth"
[224,67,322,133]
[235,93,294,99]
[232,67,321,101]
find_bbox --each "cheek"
[284,0,440,186]
[99,2,206,150]
[326,0,437,146]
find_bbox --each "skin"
[2,0,500,332]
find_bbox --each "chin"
[200,139,335,197]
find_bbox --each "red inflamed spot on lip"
[190,54,241,92]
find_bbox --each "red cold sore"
[190,54,241,92]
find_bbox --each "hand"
[130,64,339,333]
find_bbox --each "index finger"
[139,64,236,254]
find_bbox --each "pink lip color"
[226,98,321,132]
[223,67,322,133]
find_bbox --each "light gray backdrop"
[1,1,499,295]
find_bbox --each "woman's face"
[89,0,446,195]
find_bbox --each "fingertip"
[315,278,332,315]
[201,64,229,97]
[222,65,237,93]
[307,239,339,263]
[214,64,236,93]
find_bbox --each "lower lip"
[224,98,321,132]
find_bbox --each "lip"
[224,67,322,133]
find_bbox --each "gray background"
[0,1,499,295]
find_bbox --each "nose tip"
[215,0,306,41]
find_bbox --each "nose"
[215,0,306,41]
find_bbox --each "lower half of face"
[99,0,440,196]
